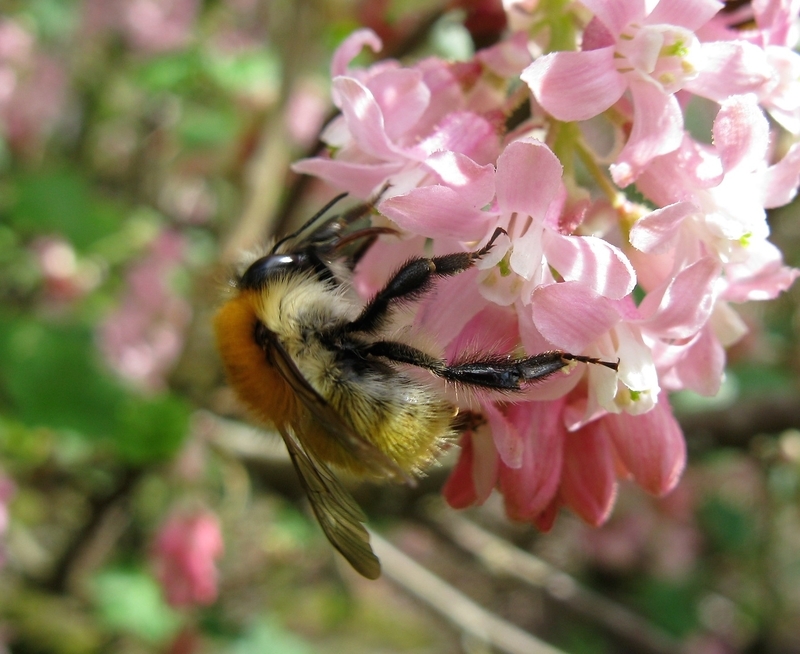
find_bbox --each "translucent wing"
[260,325,410,483]
[279,424,381,579]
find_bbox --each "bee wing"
[279,424,381,579]
[265,329,410,483]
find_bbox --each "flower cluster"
[0,17,67,156]
[151,507,224,608]
[295,0,800,529]
[98,230,192,392]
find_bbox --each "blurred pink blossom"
[82,0,199,54]
[98,230,191,391]
[151,508,224,608]
[32,237,101,304]
[0,473,15,569]
[0,19,67,154]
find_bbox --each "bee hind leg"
[363,340,617,391]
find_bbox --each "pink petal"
[443,433,478,509]
[354,234,425,298]
[722,240,800,301]
[629,201,697,254]
[471,426,500,503]
[672,325,724,396]
[332,77,403,160]
[417,111,501,165]
[522,47,627,122]
[543,232,636,299]
[645,0,723,31]
[475,31,532,77]
[380,185,493,241]
[605,396,686,496]
[531,282,621,352]
[582,16,616,50]
[560,421,617,526]
[688,41,772,101]
[486,402,523,469]
[637,257,722,338]
[712,94,769,174]
[291,157,403,197]
[447,303,519,361]
[331,29,383,77]
[499,401,565,521]
[579,0,645,36]
[508,224,545,282]
[417,267,489,346]
[610,80,684,187]
[763,142,800,208]
[495,138,562,218]
[531,498,560,531]
[425,150,496,209]
[367,68,430,141]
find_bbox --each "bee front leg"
[347,228,507,334]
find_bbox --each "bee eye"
[239,254,300,289]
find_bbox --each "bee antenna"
[271,192,349,253]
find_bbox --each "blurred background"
[1,1,800,653]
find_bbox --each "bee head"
[238,253,306,290]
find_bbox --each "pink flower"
[98,230,192,391]
[0,473,15,569]
[32,237,100,304]
[521,0,772,186]
[82,0,199,54]
[293,29,510,198]
[151,508,224,608]
[633,95,800,303]
[298,18,799,533]
[445,395,685,527]
[0,19,67,155]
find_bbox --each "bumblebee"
[214,195,617,578]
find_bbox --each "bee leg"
[364,341,617,390]
[347,228,508,334]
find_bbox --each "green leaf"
[0,317,125,437]
[8,170,122,251]
[178,104,240,148]
[135,51,203,92]
[203,48,281,96]
[0,315,189,463]
[92,568,181,644]
[630,579,699,637]
[228,618,314,654]
[115,394,191,465]
[699,496,756,554]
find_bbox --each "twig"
[369,529,567,654]
[44,467,141,594]
[678,393,800,451]
[425,504,682,654]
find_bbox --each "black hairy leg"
[346,228,507,334]
[363,340,618,392]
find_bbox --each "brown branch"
[678,392,800,452]
[44,467,142,594]
[369,529,568,654]
[424,503,682,654]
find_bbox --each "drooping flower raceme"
[151,507,224,608]
[294,0,800,531]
